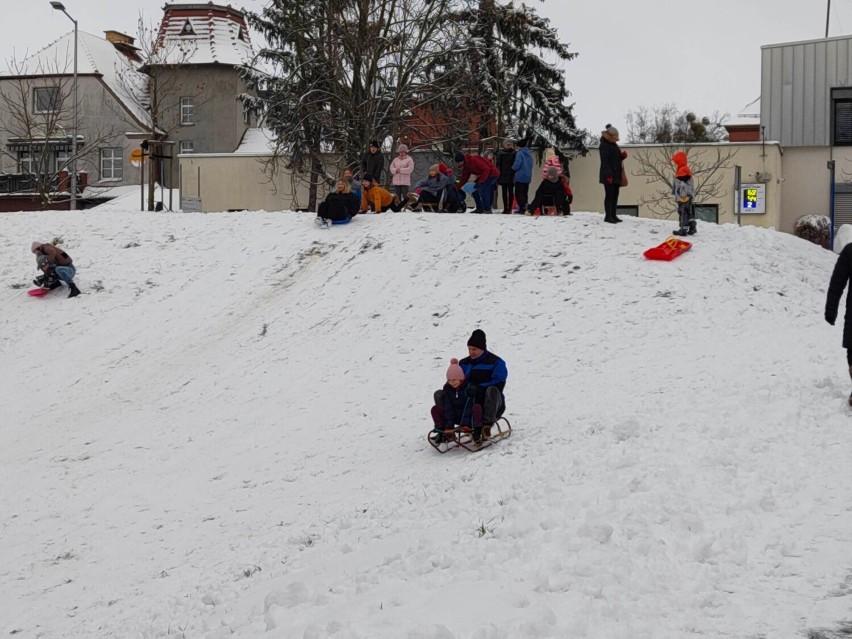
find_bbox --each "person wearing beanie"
[455,152,500,213]
[599,123,626,224]
[457,329,508,443]
[411,163,457,212]
[430,357,482,444]
[671,151,696,236]
[526,165,571,217]
[511,139,533,214]
[389,144,415,201]
[30,241,81,298]
[359,175,401,213]
[360,140,384,184]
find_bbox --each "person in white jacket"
[389,144,415,201]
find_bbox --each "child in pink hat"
[430,358,482,443]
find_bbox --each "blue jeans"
[55,265,76,284]
[473,176,498,210]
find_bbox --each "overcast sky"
[3,0,852,138]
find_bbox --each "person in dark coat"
[495,140,516,214]
[430,358,481,444]
[825,242,852,406]
[316,179,360,226]
[599,124,626,224]
[360,140,384,184]
[527,167,570,216]
[458,329,507,443]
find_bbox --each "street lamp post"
[50,1,77,211]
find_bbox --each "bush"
[794,215,831,249]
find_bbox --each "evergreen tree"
[447,0,585,154]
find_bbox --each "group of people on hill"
[315,138,575,227]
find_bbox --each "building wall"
[181,142,786,229]
[0,75,144,188]
[776,147,852,233]
[179,154,317,211]
[760,35,852,147]
[567,142,783,229]
[157,66,252,156]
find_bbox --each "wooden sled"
[427,416,512,453]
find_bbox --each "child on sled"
[430,358,483,444]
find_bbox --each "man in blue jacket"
[511,140,533,214]
[458,329,508,442]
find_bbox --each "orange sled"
[643,236,692,261]
[427,417,512,453]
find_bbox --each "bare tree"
[243,0,476,210]
[626,104,729,144]
[116,16,206,210]
[630,145,739,218]
[0,55,117,207]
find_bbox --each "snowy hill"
[1,211,851,639]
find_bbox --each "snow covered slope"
[1,211,850,639]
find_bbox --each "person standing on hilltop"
[599,124,626,224]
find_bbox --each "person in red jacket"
[455,151,500,213]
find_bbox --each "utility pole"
[50,1,78,211]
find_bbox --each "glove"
[605,177,613,185]
[825,311,837,326]
[465,384,478,398]
[621,151,628,159]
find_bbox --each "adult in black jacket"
[527,167,570,215]
[318,179,360,222]
[360,141,384,184]
[495,140,516,214]
[825,242,852,405]
[599,124,625,224]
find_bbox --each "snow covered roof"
[156,3,254,67]
[233,127,276,155]
[5,30,150,129]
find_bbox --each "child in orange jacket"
[359,175,402,213]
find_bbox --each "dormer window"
[179,20,195,36]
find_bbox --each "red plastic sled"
[27,288,49,297]
[643,236,692,261]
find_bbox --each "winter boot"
[688,221,697,235]
[33,274,45,287]
[68,282,81,298]
[471,423,483,445]
[672,228,688,236]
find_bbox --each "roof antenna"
[826,0,831,38]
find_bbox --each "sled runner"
[27,287,50,297]
[427,416,512,453]
[643,236,692,261]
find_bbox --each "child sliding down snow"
[430,358,482,443]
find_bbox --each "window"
[833,88,852,145]
[33,87,60,114]
[55,149,70,173]
[616,205,639,217]
[100,148,123,180]
[179,19,195,36]
[19,150,34,173]
[179,140,194,154]
[694,204,718,224]
[180,97,194,125]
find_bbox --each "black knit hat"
[454,151,465,163]
[369,140,379,149]
[362,174,374,184]
[467,329,487,350]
